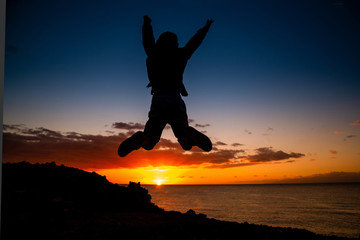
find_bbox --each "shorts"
[144,92,189,144]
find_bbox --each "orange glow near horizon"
[95,153,360,185]
[97,166,192,185]
[96,164,291,185]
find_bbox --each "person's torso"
[146,48,188,95]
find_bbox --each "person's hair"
[156,32,178,49]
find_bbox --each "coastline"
[1,162,357,240]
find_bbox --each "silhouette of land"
[1,162,355,240]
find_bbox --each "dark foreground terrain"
[1,162,355,240]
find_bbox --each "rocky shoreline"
[1,162,356,240]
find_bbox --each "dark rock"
[185,208,197,217]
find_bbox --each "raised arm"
[142,16,155,56]
[183,19,214,59]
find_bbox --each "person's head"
[156,32,178,49]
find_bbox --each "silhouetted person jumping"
[118,16,213,157]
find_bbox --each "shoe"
[178,136,193,151]
[186,127,212,152]
[118,131,145,157]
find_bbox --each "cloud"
[231,143,244,147]
[351,120,360,125]
[112,122,145,130]
[2,124,242,169]
[263,127,274,136]
[3,125,305,170]
[344,135,356,141]
[329,150,337,155]
[206,162,256,169]
[334,131,343,135]
[3,124,128,169]
[214,141,227,146]
[244,129,252,135]
[274,172,360,184]
[3,124,25,131]
[194,123,210,128]
[112,120,210,132]
[246,147,305,163]
[346,135,356,138]
[206,147,305,169]
[188,119,210,128]
[157,138,181,149]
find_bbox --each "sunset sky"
[3,0,360,184]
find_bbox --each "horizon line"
[118,182,360,186]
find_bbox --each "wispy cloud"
[263,127,274,136]
[231,143,244,147]
[346,135,356,139]
[214,141,227,146]
[112,122,145,130]
[273,172,360,184]
[244,129,252,135]
[351,120,360,125]
[194,123,211,128]
[329,150,337,155]
[344,135,356,141]
[206,162,256,169]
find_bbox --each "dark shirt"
[142,22,210,96]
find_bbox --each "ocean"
[144,183,360,238]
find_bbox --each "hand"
[144,15,152,24]
[206,19,214,28]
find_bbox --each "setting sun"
[155,178,164,186]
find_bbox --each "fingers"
[206,19,214,28]
[144,15,152,23]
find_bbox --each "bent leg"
[168,106,191,150]
[143,115,167,150]
[142,134,158,150]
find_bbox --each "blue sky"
[3,0,360,182]
[5,1,359,130]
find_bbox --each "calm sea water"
[144,183,360,238]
